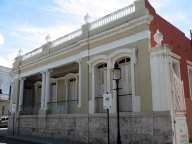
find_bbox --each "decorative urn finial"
[17,49,22,56]
[45,34,51,43]
[154,29,163,46]
[84,13,90,24]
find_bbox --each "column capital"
[45,69,53,74]
[41,71,46,75]
[150,44,172,53]
[76,58,81,63]
[19,77,26,81]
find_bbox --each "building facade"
[0,66,11,117]
[9,0,191,143]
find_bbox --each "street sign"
[103,94,112,109]
[12,104,16,113]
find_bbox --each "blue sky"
[0,0,191,68]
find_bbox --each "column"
[150,44,172,111]
[44,70,51,110]
[76,59,81,108]
[65,79,68,113]
[40,72,46,110]
[19,77,26,111]
[9,84,13,111]
[89,65,95,113]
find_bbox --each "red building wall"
[145,0,192,139]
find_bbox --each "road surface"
[0,136,38,144]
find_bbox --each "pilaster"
[44,70,52,110]
[150,44,172,111]
[76,59,82,108]
[40,72,46,110]
[18,77,26,111]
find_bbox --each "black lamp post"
[113,62,121,144]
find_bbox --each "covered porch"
[19,62,80,115]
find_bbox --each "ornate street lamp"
[113,62,121,144]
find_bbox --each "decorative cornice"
[13,30,146,79]
[150,44,172,53]
[89,15,152,44]
[14,15,151,73]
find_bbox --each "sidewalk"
[0,128,87,144]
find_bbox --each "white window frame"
[187,60,192,100]
[64,73,79,111]
[96,63,108,97]
[171,58,181,78]
[50,78,58,102]
[88,57,108,113]
[88,48,137,113]
[94,62,108,113]
[34,81,42,105]
[117,57,132,95]
[110,49,136,99]
[171,52,181,78]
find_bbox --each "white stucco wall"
[0,66,12,95]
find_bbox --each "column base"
[38,110,47,116]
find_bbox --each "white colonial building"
[9,0,191,143]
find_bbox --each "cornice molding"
[15,15,151,72]
[12,29,148,79]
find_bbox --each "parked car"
[0,116,8,128]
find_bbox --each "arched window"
[50,80,57,102]
[95,63,107,113]
[64,74,78,114]
[88,48,137,113]
[116,57,132,112]
[68,78,77,102]
[34,82,42,105]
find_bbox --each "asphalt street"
[0,136,37,144]
[0,128,87,144]
[0,128,39,144]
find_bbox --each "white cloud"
[52,0,135,21]
[2,0,191,69]
[13,0,135,55]
[0,54,16,68]
[149,0,171,12]
[0,33,4,45]
[14,24,79,54]
[163,12,190,25]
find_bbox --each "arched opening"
[95,63,107,113]
[67,76,78,114]
[116,57,132,112]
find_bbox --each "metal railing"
[47,100,78,114]
[20,103,40,115]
